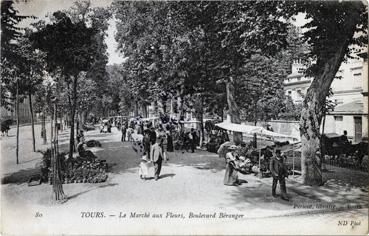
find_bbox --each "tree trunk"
[226,77,242,144]
[28,91,36,152]
[42,110,47,144]
[76,112,80,136]
[162,98,167,115]
[179,97,185,118]
[69,75,78,159]
[134,100,139,117]
[179,96,185,131]
[59,114,63,131]
[321,114,327,171]
[142,103,148,118]
[82,111,88,125]
[170,98,174,116]
[254,100,258,126]
[194,94,205,147]
[299,19,357,185]
[16,80,20,164]
[51,101,65,201]
[50,113,53,142]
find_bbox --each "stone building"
[284,55,368,143]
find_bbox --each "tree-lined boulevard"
[0,0,368,234]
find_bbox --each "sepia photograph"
[0,0,368,235]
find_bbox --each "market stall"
[215,121,300,178]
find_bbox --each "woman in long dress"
[223,145,240,186]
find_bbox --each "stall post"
[292,143,295,178]
[258,148,262,179]
[256,133,262,178]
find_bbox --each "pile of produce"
[41,148,108,184]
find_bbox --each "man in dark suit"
[121,122,127,142]
[270,149,289,201]
[143,129,151,157]
[150,137,163,181]
[189,128,198,153]
[149,126,157,145]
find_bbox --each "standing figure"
[189,128,198,153]
[270,149,289,201]
[77,130,85,143]
[150,137,163,181]
[223,145,240,186]
[121,123,127,142]
[166,125,174,152]
[149,126,157,145]
[143,130,151,157]
[127,127,134,142]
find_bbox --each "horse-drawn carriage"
[321,133,368,169]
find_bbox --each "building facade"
[284,56,368,143]
[0,98,35,124]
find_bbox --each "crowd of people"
[82,115,290,199]
[119,116,201,181]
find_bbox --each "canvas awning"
[215,122,297,141]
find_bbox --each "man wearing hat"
[150,136,164,181]
[270,149,289,201]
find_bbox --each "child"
[139,154,153,180]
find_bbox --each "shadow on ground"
[65,183,118,202]
[2,167,40,184]
[167,149,225,172]
[223,175,368,213]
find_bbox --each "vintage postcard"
[1,0,368,235]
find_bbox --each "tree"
[31,11,100,159]
[0,0,30,64]
[1,0,32,164]
[30,7,107,201]
[236,54,287,124]
[34,80,54,144]
[16,33,45,152]
[287,2,368,185]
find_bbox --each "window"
[353,72,362,89]
[334,116,343,121]
[351,66,362,71]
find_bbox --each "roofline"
[332,88,363,94]
[283,80,311,86]
[327,112,368,116]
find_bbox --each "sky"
[13,0,308,65]
[14,0,126,65]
